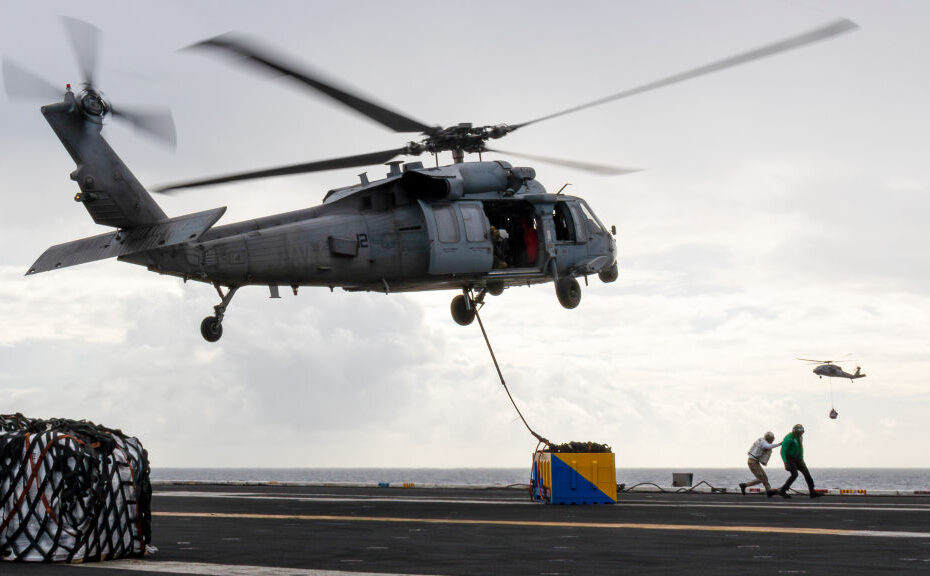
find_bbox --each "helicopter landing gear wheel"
[487,280,505,296]
[451,288,487,326]
[201,284,239,342]
[598,261,619,283]
[451,294,476,326]
[556,277,582,309]
[200,316,223,342]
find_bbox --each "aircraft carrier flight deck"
[9,483,930,576]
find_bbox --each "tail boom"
[42,99,166,228]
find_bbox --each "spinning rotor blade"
[2,58,62,101]
[190,35,432,134]
[512,19,858,131]
[7,17,177,150]
[486,148,641,176]
[155,147,408,193]
[110,105,177,147]
[165,18,857,187]
[62,16,100,87]
[797,358,832,364]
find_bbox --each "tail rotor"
[3,17,176,146]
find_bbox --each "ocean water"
[150,467,930,491]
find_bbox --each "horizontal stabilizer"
[27,207,226,275]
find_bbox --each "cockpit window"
[578,200,607,233]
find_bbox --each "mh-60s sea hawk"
[5,18,857,342]
[798,359,867,380]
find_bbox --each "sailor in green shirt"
[776,424,823,499]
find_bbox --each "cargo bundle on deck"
[0,414,152,562]
[531,441,617,504]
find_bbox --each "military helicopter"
[798,357,865,420]
[798,359,867,380]
[5,17,857,342]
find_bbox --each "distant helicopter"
[4,17,857,341]
[798,358,865,420]
[798,359,867,380]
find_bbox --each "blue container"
[531,451,616,505]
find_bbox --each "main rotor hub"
[411,123,515,157]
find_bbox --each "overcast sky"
[1,0,928,470]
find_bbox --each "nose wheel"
[201,284,239,342]
[598,261,619,283]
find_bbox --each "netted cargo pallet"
[0,413,152,562]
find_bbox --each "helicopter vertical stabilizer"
[42,98,167,228]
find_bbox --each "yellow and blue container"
[531,451,616,504]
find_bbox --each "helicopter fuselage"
[124,161,617,294]
[31,98,618,340]
[813,364,865,380]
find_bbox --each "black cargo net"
[0,414,151,563]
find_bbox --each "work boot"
[778,489,791,499]
[810,491,824,499]
[739,483,746,496]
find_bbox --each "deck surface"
[7,483,930,575]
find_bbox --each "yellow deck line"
[153,511,929,538]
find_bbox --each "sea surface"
[151,467,930,491]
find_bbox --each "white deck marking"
[624,502,930,513]
[852,530,930,539]
[75,560,437,575]
[155,491,529,506]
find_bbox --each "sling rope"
[474,309,549,446]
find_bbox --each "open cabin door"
[418,200,493,275]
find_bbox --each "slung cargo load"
[531,444,617,505]
[0,414,152,563]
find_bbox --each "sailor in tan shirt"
[739,432,782,497]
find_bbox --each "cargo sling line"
[474,310,549,446]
